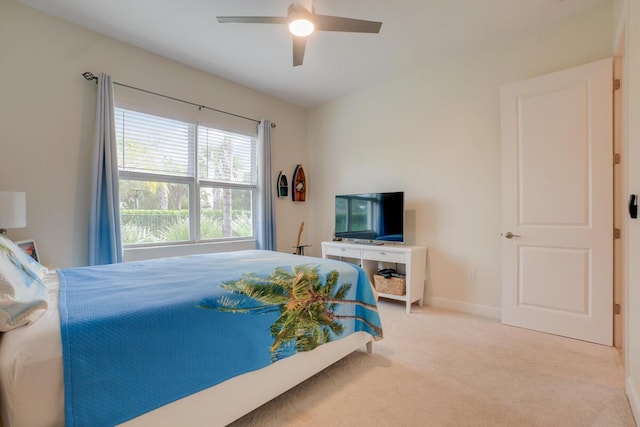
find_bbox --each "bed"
[0,239,382,427]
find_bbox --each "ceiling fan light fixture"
[218,2,383,66]
[287,4,314,37]
[289,18,314,36]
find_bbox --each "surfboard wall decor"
[277,171,288,198]
[291,164,306,202]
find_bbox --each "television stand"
[321,241,427,313]
[351,240,384,246]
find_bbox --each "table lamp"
[0,191,27,236]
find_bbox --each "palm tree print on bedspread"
[199,264,382,361]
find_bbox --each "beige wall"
[306,3,614,316]
[0,0,308,268]
[624,0,640,419]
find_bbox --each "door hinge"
[614,228,621,239]
[614,153,621,165]
[614,79,621,91]
[614,303,621,315]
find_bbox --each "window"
[115,108,257,246]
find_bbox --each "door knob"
[504,232,521,239]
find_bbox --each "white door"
[501,58,613,346]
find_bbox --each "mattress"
[0,271,63,427]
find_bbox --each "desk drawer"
[362,249,405,263]
[324,246,362,258]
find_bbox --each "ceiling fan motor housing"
[288,4,315,37]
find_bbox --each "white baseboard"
[423,296,501,320]
[627,376,640,424]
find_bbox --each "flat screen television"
[334,191,404,243]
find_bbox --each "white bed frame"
[122,331,374,426]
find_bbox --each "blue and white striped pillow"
[0,235,48,331]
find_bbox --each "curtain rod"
[82,72,275,128]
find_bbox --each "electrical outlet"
[468,268,477,281]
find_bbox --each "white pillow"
[0,235,48,331]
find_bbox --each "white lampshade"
[0,191,27,231]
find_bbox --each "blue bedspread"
[58,250,382,426]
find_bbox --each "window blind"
[197,126,256,185]
[115,108,194,177]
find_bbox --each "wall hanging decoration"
[291,164,306,202]
[277,171,288,198]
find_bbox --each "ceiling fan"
[216,2,382,67]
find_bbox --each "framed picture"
[16,239,39,263]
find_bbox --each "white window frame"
[115,107,258,250]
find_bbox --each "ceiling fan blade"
[314,15,382,33]
[292,36,306,67]
[217,16,288,24]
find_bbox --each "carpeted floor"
[231,301,636,426]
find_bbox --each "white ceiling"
[18,0,610,108]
